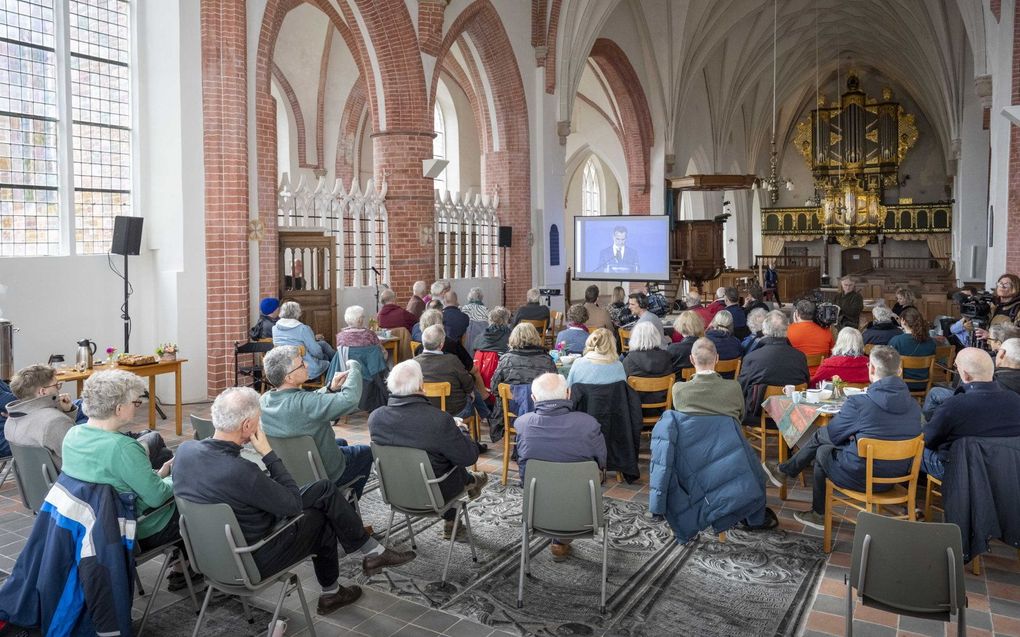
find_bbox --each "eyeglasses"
[998,281,1012,288]
[286,360,306,376]
[131,399,143,407]
[42,382,61,391]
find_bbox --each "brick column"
[201,0,249,396]
[1008,6,1020,274]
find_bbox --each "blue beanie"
[260,297,280,315]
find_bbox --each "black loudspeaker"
[498,226,513,248]
[110,216,143,255]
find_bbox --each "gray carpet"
[138,595,276,636]
[345,480,824,637]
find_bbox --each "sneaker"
[550,543,572,562]
[793,509,825,530]
[362,547,416,576]
[316,585,362,614]
[761,461,787,488]
[467,471,489,500]
[442,519,470,541]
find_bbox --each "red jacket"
[377,303,418,332]
[810,355,870,386]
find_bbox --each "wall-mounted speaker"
[498,226,513,248]
[110,216,143,256]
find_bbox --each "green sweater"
[60,424,175,539]
[259,361,363,484]
[672,372,746,423]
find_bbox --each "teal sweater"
[259,361,363,483]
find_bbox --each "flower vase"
[160,353,177,363]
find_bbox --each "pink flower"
[106,347,116,355]
[556,342,565,351]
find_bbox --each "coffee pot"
[76,338,97,370]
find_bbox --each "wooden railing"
[754,255,822,269]
[870,256,952,271]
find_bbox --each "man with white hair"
[368,360,488,539]
[259,346,373,498]
[442,291,470,341]
[923,347,1020,479]
[737,310,809,424]
[672,338,745,422]
[462,287,490,322]
[415,324,477,417]
[423,281,445,306]
[862,305,903,346]
[512,288,550,326]
[512,372,606,561]
[174,387,415,615]
[995,337,1020,394]
[378,288,418,332]
[407,281,427,317]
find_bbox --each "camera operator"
[956,274,1020,347]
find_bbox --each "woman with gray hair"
[273,300,336,379]
[462,287,489,322]
[623,322,673,417]
[473,306,512,354]
[60,370,180,552]
[810,327,870,386]
[553,304,590,355]
[705,308,743,362]
[336,305,383,350]
[742,307,769,355]
[862,304,903,346]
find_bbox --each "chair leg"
[135,570,146,596]
[241,598,253,623]
[294,573,317,637]
[824,481,834,554]
[924,478,934,522]
[778,436,789,501]
[972,555,981,576]
[0,459,13,490]
[517,522,528,609]
[957,605,966,637]
[137,548,174,636]
[267,579,289,637]
[178,554,199,613]
[191,585,214,637]
[845,576,854,637]
[442,508,462,584]
[384,509,396,548]
[405,514,417,550]
[460,502,477,562]
[501,429,511,486]
[718,532,726,542]
[600,526,609,615]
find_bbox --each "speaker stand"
[123,253,131,353]
[501,246,508,307]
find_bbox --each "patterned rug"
[345,480,824,637]
[138,595,276,637]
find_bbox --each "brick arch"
[334,75,368,184]
[589,38,654,214]
[270,63,311,168]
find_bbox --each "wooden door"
[279,229,337,341]
[841,248,872,275]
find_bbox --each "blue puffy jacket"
[649,411,766,543]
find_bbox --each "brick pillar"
[1008,6,1020,274]
[202,0,250,396]
[484,150,532,305]
[373,131,436,298]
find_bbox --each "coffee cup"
[805,389,823,403]
[792,391,803,404]
[783,384,796,397]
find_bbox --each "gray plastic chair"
[190,415,214,441]
[134,500,198,636]
[9,443,58,513]
[518,460,608,614]
[847,512,967,637]
[371,443,477,584]
[176,497,316,637]
[266,434,363,511]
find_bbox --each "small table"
[56,359,188,435]
[762,395,840,449]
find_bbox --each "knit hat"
[260,297,280,315]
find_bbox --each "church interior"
[2,0,1020,635]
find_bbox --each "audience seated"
[488,323,557,440]
[473,306,512,354]
[378,289,418,332]
[406,280,427,318]
[672,338,745,422]
[891,287,916,317]
[629,292,667,346]
[5,364,78,468]
[259,346,373,498]
[413,309,473,369]
[422,280,445,306]
[416,324,479,418]
[668,310,705,374]
[273,301,336,379]
[862,305,903,345]
[787,300,834,373]
[623,322,673,418]
[336,305,384,352]
[811,327,870,386]
[738,311,810,424]
[832,276,863,329]
[722,287,749,339]
[741,307,768,355]
[554,304,590,355]
[368,361,488,539]
[607,285,631,327]
[743,285,770,314]
[707,287,727,316]
[174,387,414,614]
[582,285,615,333]
[995,337,1020,394]
[442,291,470,341]
[566,328,626,387]
[987,323,1020,354]
[888,307,935,391]
[921,347,1020,479]
[704,310,743,365]
[249,297,279,340]
[683,291,714,329]
[461,287,490,323]
[513,373,606,561]
[762,346,921,529]
[512,287,551,326]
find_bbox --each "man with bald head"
[994,337,1020,394]
[923,347,1020,479]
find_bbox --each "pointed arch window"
[433,103,446,192]
[582,157,601,216]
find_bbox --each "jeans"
[778,428,836,514]
[922,448,945,479]
[922,386,954,422]
[317,340,337,362]
[456,391,491,419]
[335,440,374,498]
[253,479,370,588]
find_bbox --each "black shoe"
[740,507,780,531]
[317,586,362,614]
[362,548,416,576]
[166,569,204,592]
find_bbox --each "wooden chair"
[497,383,518,485]
[521,319,549,349]
[930,345,956,384]
[823,435,924,553]
[863,344,875,355]
[619,327,632,353]
[296,345,326,389]
[900,355,935,402]
[745,383,805,500]
[680,358,742,381]
[805,353,825,370]
[549,310,564,336]
[410,340,422,356]
[626,374,675,428]
[422,381,451,412]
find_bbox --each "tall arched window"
[582,157,601,216]
[433,103,446,193]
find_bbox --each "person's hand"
[315,333,325,341]
[250,425,273,456]
[975,327,989,340]
[157,458,174,478]
[962,318,973,331]
[57,393,75,413]
[330,370,350,391]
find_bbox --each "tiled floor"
[2,398,1019,636]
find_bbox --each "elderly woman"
[742,307,768,355]
[811,327,870,385]
[863,305,903,345]
[892,287,916,317]
[462,287,489,322]
[623,322,673,379]
[705,309,743,361]
[607,286,630,327]
[488,323,557,440]
[336,305,382,349]
[60,370,178,552]
[667,311,705,374]
[473,306,512,354]
[273,300,335,379]
[566,328,626,387]
[554,304,590,355]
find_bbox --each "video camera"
[803,290,840,328]
[959,291,995,329]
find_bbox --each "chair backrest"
[805,353,825,368]
[681,367,695,381]
[714,357,742,377]
[521,319,549,339]
[619,327,632,353]
[523,459,604,535]
[844,382,870,389]
[264,435,326,486]
[626,375,675,417]
[10,443,58,513]
[370,443,446,514]
[422,381,451,412]
[857,435,924,496]
[900,355,935,394]
[850,512,966,618]
[863,343,875,355]
[176,497,262,587]
[410,340,422,355]
[931,345,955,383]
[191,415,214,441]
[549,310,564,334]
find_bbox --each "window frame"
[581,156,602,217]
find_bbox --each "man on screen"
[596,225,640,274]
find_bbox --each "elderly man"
[737,311,810,424]
[833,276,864,329]
[787,300,834,370]
[407,281,427,317]
[415,324,479,417]
[442,291,470,341]
[684,291,714,328]
[762,346,921,529]
[513,373,606,561]
[722,287,749,339]
[174,387,414,615]
[862,305,903,345]
[512,288,551,326]
[423,281,444,306]
[672,338,745,422]
[273,301,336,379]
[378,289,418,332]
[922,347,1020,479]
[582,285,614,333]
[628,292,668,346]
[259,346,373,498]
[462,287,490,322]
[995,337,1020,393]
[368,360,487,539]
